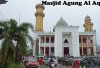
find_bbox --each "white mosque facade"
[33,4,96,57]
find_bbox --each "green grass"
[0,61,24,68]
[8,62,23,68]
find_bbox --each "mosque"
[33,4,96,57]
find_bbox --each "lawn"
[8,62,23,68]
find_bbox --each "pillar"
[39,37,41,54]
[49,36,51,56]
[33,39,36,56]
[44,36,46,56]
[86,36,89,55]
[81,36,83,56]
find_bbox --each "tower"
[83,15,93,32]
[35,4,45,32]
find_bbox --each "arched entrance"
[63,39,69,56]
[64,47,69,56]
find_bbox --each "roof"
[79,32,95,35]
[85,15,91,20]
[36,3,45,10]
[55,17,68,27]
[36,32,55,35]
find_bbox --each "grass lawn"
[8,62,23,68]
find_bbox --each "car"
[58,57,67,64]
[56,57,60,64]
[22,56,28,66]
[81,56,100,67]
[75,56,84,62]
[25,58,39,68]
[43,56,58,66]
[64,56,75,66]
[37,56,44,60]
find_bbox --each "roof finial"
[60,4,63,18]
[61,13,62,18]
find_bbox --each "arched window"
[64,39,68,43]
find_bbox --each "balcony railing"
[79,43,94,47]
[88,43,93,47]
[40,43,54,47]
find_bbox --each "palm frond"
[14,26,28,34]
[0,21,9,31]
[9,19,17,30]
[21,23,34,32]
[0,19,35,65]
[1,39,9,56]
[1,38,15,60]
[14,34,27,55]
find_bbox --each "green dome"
[56,17,68,27]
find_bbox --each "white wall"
[55,29,63,57]
[55,26,80,57]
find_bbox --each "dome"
[56,17,68,27]
[36,3,45,10]
[85,15,91,20]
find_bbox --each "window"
[46,37,49,43]
[79,38,81,43]
[51,36,54,43]
[83,38,86,43]
[41,37,44,43]
[90,40,93,43]
[64,39,68,43]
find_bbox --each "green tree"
[0,19,34,68]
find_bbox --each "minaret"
[35,4,45,32]
[83,15,93,32]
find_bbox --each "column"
[86,36,89,56]
[92,33,96,56]
[44,36,46,56]
[71,32,80,57]
[89,36,91,55]
[81,36,83,56]
[49,36,51,56]
[93,36,95,55]
[33,39,36,56]
[42,48,44,56]
[39,37,41,54]
[94,32,97,56]
[69,34,72,56]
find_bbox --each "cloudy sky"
[0,0,100,45]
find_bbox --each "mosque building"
[33,4,96,57]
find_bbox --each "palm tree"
[0,19,34,68]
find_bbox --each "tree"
[0,19,34,68]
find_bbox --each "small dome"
[36,3,45,10]
[85,15,91,20]
[56,17,68,27]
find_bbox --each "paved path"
[41,64,100,68]
[24,64,100,68]
[87,66,100,68]
[41,64,72,68]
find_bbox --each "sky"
[0,0,100,45]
